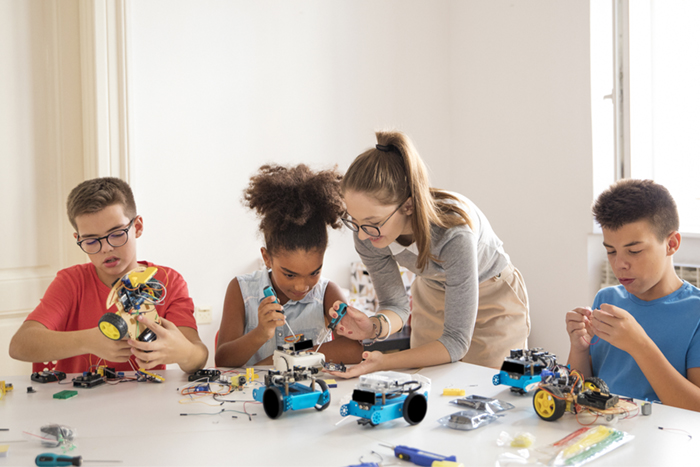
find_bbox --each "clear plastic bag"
[23,424,77,451]
[438,408,502,431]
[542,425,633,467]
[450,395,514,413]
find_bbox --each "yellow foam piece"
[442,388,466,396]
[128,267,157,286]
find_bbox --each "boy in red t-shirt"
[9,177,208,374]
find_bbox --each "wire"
[658,426,693,440]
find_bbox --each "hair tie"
[376,144,397,153]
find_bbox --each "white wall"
[447,1,593,360]
[128,0,455,363]
[127,0,597,366]
[1,0,85,375]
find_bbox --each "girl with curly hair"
[215,164,363,367]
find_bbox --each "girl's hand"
[566,307,595,351]
[328,302,374,341]
[256,295,285,341]
[327,351,383,379]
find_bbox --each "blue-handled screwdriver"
[379,443,458,467]
[263,286,298,338]
[315,303,347,354]
[36,453,122,466]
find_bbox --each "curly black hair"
[243,164,344,255]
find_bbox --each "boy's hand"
[591,303,650,354]
[87,327,132,362]
[566,307,594,351]
[255,295,285,341]
[327,350,383,379]
[128,315,192,370]
[329,302,374,341]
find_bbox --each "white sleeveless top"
[238,269,330,366]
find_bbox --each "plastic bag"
[23,424,77,451]
[438,408,502,431]
[450,395,514,413]
[544,425,633,467]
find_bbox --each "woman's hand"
[328,301,375,341]
[327,351,384,379]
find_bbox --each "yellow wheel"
[98,313,128,340]
[533,388,566,421]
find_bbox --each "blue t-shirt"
[590,281,700,401]
[238,269,330,366]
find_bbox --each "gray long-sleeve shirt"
[354,192,509,361]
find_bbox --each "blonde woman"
[330,131,530,377]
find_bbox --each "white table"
[1,362,699,466]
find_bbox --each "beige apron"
[410,262,530,369]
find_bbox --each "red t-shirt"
[25,261,197,374]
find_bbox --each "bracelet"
[370,315,383,340]
[375,313,391,342]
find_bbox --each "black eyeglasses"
[342,201,405,238]
[76,217,137,254]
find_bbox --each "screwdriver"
[379,443,458,467]
[35,453,122,466]
[315,303,348,354]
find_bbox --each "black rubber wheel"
[313,380,330,411]
[262,386,285,419]
[98,313,128,341]
[584,376,609,394]
[138,328,157,343]
[402,392,428,425]
[533,387,567,422]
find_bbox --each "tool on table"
[379,443,458,467]
[315,303,348,354]
[35,453,122,466]
[263,286,298,339]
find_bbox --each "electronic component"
[72,372,105,389]
[96,366,118,380]
[188,369,221,382]
[533,368,623,422]
[99,266,165,341]
[0,381,12,400]
[323,362,346,372]
[340,371,431,427]
[31,371,67,384]
[231,375,247,389]
[53,390,78,400]
[492,347,557,394]
[273,338,325,372]
[253,366,330,419]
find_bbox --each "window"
[592,0,700,234]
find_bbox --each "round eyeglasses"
[76,217,137,254]
[342,201,405,238]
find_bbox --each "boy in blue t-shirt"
[567,179,700,411]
